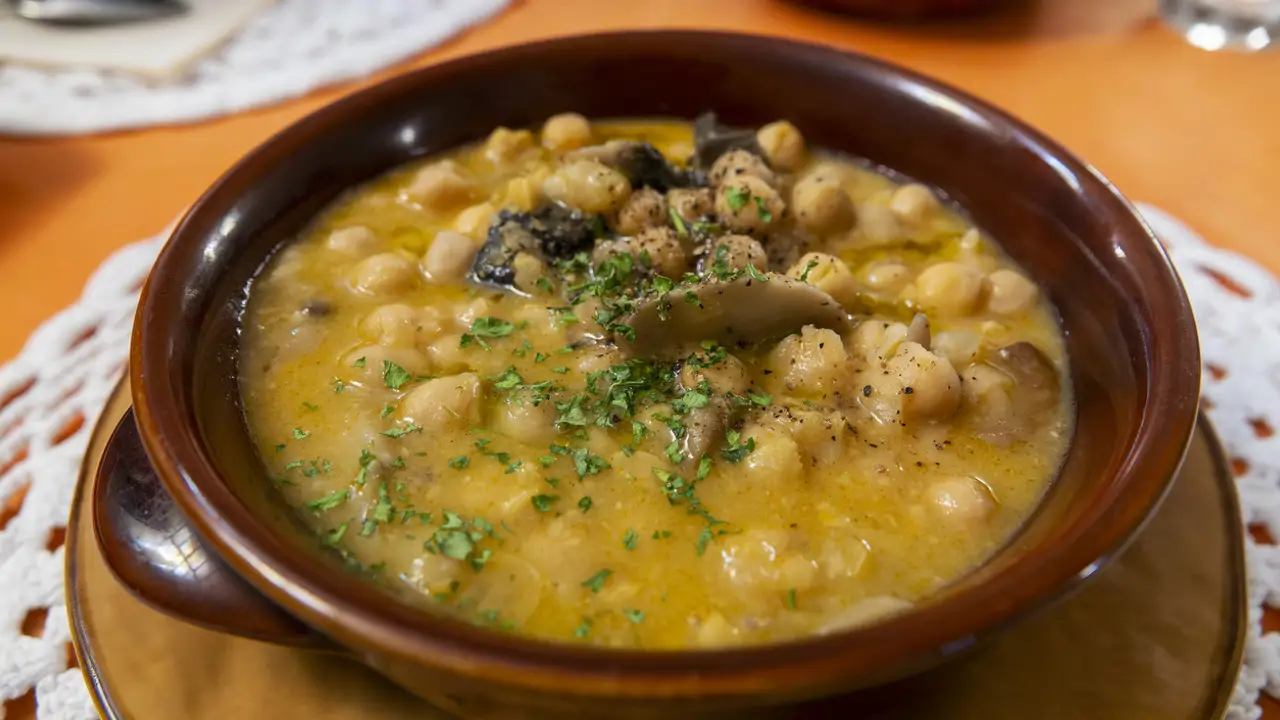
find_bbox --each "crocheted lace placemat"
[0,203,1273,718]
[0,0,509,136]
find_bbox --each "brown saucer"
[67,380,1245,719]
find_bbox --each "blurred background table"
[1,0,1277,716]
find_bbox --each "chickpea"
[342,344,429,379]
[577,346,622,377]
[613,188,668,236]
[511,252,548,294]
[927,477,997,523]
[915,262,984,316]
[848,319,900,365]
[494,396,557,445]
[818,596,913,634]
[427,334,470,374]
[931,330,980,368]
[889,183,940,225]
[542,160,632,214]
[359,304,420,347]
[709,149,776,187]
[854,203,902,244]
[399,373,482,432]
[715,176,785,236]
[352,252,418,296]
[701,234,766,274]
[787,252,859,309]
[756,120,806,171]
[985,268,1038,316]
[862,262,912,293]
[607,227,687,278]
[668,187,715,223]
[454,202,496,239]
[541,113,593,152]
[886,341,962,423]
[741,425,803,493]
[680,353,749,395]
[421,230,480,284]
[791,174,855,236]
[503,173,546,212]
[484,127,535,165]
[766,325,849,396]
[325,226,378,256]
[407,160,475,211]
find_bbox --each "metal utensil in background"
[12,0,188,25]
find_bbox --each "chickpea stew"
[240,114,1072,648]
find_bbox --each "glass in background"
[1161,0,1280,50]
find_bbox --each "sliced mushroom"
[905,312,931,348]
[617,273,853,356]
[989,342,1061,415]
[692,112,763,169]
[468,205,600,293]
[566,140,701,192]
[963,341,1063,444]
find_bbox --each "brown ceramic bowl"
[98,30,1199,719]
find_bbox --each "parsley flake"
[292,428,310,440]
[305,490,348,512]
[622,529,638,551]
[581,569,613,593]
[531,494,559,513]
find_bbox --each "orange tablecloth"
[1,0,1277,715]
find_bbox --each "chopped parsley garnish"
[274,443,286,452]
[785,588,798,610]
[535,277,555,293]
[435,530,474,560]
[331,378,345,394]
[578,496,593,513]
[581,569,613,594]
[721,430,756,463]
[696,454,712,481]
[380,402,397,419]
[462,317,515,350]
[292,427,310,440]
[305,490,348,512]
[571,447,610,478]
[352,356,366,369]
[380,422,422,439]
[695,527,714,556]
[623,608,645,624]
[748,391,772,406]
[622,529,638,551]
[491,366,524,390]
[664,440,683,464]
[448,455,470,470]
[323,523,348,546]
[668,207,689,237]
[382,361,412,390]
[301,401,319,412]
[573,617,593,639]
[798,259,820,283]
[531,494,559,513]
[725,185,750,211]
[753,195,774,223]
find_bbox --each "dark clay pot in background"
[94,31,1200,719]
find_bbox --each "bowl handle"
[92,408,336,652]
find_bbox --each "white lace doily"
[0,0,510,136]
[0,204,1276,718]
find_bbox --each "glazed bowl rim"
[130,29,1201,698]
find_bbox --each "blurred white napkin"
[0,0,272,79]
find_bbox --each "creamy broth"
[240,117,1071,648]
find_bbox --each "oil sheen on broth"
[240,115,1071,648]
